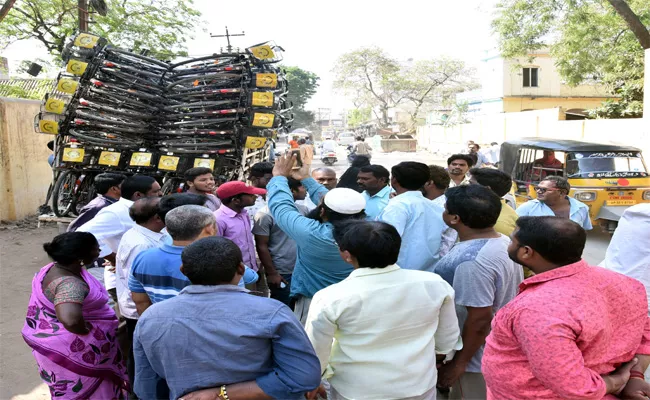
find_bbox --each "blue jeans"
[270,274,292,308]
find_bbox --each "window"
[523,67,539,87]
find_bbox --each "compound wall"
[0,98,52,221]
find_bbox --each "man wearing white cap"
[268,154,366,325]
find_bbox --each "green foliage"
[492,0,649,118]
[0,0,202,60]
[347,108,372,128]
[282,66,320,129]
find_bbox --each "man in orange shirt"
[289,136,300,149]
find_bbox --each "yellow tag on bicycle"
[252,92,274,107]
[66,59,88,76]
[130,152,152,167]
[245,136,267,149]
[252,113,274,128]
[193,158,215,169]
[74,33,100,48]
[158,155,180,171]
[57,78,79,94]
[255,73,278,88]
[44,98,66,114]
[39,120,59,134]
[62,148,85,162]
[249,45,275,60]
[98,151,121,166]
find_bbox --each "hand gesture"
[602,358,638,395]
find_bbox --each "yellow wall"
[0,98,53,221]
[502,97,612,113]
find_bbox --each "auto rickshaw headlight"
[643,191,650,201]
[574,191,596,202]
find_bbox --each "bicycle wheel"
[78,99,155,120]
[161,177,184,196]
[104,48,169,71]
[52,170,79,217]
[73,173,97,216]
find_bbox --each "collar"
[366,185,391,199]
[348,264,401,278]
[118,197,134,207]
[537,197,588,214]
[160,243,185,255]
[218,205,245,218]
[180,284,250,295]
[395,190,425,199]
[102,195,119,204]
[133,224,165,240]
[519,259,588,291]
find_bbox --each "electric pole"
[210,27,245,53]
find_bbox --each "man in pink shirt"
[214,182,266,280]
[483,216,650,399]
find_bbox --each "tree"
[333,47,403,128]
[492,0,649,118]
[283,66,320,129]
[347,107,371,128]
[0,0,202,60]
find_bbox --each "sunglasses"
[534,187,559,194]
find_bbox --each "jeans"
[270,274,292,308]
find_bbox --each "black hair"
[472,144,481,150]
[359,165,390,182]
[355,136,363,141]
[129,197,161,224]
[121,175,157,200]
[515,216,586,265]
[298,138,306,145]
[47,141,54,151]
[333,221,401,268]
[184,167,213,183]
[350,155,371,168]
[542,176,571,194]
[250,162,274,177]
[288,177,303,192]
[391,162,430,190]
[447,154,475,168]
[43,232,98,265]
[158,193,207,221]
[446,184,502,229]
[491,142,498,146]
[469,168,513,197]
[221,194,246,205]
[428,165,450,190]
[93,173,127,196]
[181,236,243,285]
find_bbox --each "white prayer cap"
[324,188,366,215]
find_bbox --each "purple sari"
[22,263,128,399]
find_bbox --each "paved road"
[0,147,610,399]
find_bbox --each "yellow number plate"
[193,158,215,169]
[607,200,636,206]
[252,113,274,128]
[57,78,79,94]
[62,148,84,162]
[39,120,59,134]
[74,33,100,48]
[251,92,274,107]
[158,155,180,171]
[130,152,152,167]
[255,73,278,88]
[98,151,121,166]
[245,136,267,149]
[249,45,275,60]
[44,98,66,114]
[66,60,88,76]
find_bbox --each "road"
[0,147,610,399]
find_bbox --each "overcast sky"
[2,0,499,114]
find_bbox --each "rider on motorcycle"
[348,136,372,163]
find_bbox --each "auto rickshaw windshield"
[566,151,648,178]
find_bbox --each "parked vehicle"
[337,132,356,146]
[499,138,650,232]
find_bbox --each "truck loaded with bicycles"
[35,33,292,217]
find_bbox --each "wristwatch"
[218,385,229,400]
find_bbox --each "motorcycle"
[346,145,371,165]
[321,150,338,166]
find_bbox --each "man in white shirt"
[114,196,166,393]
[602,203,650,313]
[321,138,338,153]
[306,221,462,400]
[77,175,162,302]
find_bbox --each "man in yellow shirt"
[469,168,518,236]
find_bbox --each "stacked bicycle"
[35,33,291,217]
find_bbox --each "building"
[457,49,615,119]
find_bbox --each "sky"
[2,0,499,115]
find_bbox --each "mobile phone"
[290,149,303,169]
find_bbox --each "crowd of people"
[21,144,650,400]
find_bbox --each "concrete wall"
[0,98,52,221]
[417,107,650,159]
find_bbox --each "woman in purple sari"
[22,232,128,399]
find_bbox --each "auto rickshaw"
[499,138,650,232]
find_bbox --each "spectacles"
[535,187,559,194]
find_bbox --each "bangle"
[630,371,645,380]
[218,385,229,400]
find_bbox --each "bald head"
[513,216,586,265]
[312,168,337,190]
[129,197,162,225]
